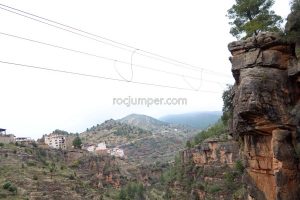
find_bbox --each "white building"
[15,137,33,143]
[108,148,124,158]
[95,142,107,151]
[86,145,96,152]
[44,134,66,149]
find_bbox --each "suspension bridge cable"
[0,32,230,85]
[0,60,222,93]
[0,3,231,77]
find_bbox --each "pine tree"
[227,0,282,39]
[72,136,82,149]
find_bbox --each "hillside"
[80,116,198,165]
[0,142,171,200]
[118,114,168,131]
[159,111,222,129]
[118,114,197,137]
[0,120,243,200]
[0,143,121,199]
[81,119,152,147]
[130,120,245,200]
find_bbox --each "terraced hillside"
[80,115,198,164]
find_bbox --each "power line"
[0,3,231,77]
[0,32,230,86]
[0,60,222,93]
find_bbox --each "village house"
[82,142,124,158]
[83,142,107,152]
[44,134,66,149]
[0,128,15,144]
[85,144,96,152]
[108,148,124,158]
[95,142,108,155]
[15,137,34,144]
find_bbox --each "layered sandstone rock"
[228,32,300,200]
[180,138,240,199]
[182,139,239,167]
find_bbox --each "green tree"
[227,0,282,39]
[72,136,82,149]
[285,0,300,56]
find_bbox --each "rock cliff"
[169,138,242,200]
[228,32,300,200]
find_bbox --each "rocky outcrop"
[182,139,239,167]
[228,32,300,200]
[179,138,241,200]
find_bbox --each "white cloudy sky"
[0,0,291,139]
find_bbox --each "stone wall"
[228,32,300,200]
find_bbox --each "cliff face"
[228,32,300,200]
[177,138,241,200]
[182,139,239,167]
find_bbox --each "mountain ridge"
[159,111,222,129]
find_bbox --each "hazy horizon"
[2,110,222,139]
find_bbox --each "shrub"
[0,143,4,147]
[235,160,245,174]
[3,182,17,195]
[26,160,36,167]
[207,185,221,194]
[69,174,75,180]
[8,185,17,194]
[25,148,33,154]
[32,142,38,148]
[33,174,38,180]
[3,182,11,190]
[70,160,80,168]
[233,187,246,199]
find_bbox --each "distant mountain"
[118,114,168,131]
[159,111,222,129]
[81,119,152,147]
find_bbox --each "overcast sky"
[0,0,291,139]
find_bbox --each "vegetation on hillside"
[117,182,145,200]
[0,142,147,199]
[155,146,245,199]
[0,143,101,199]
